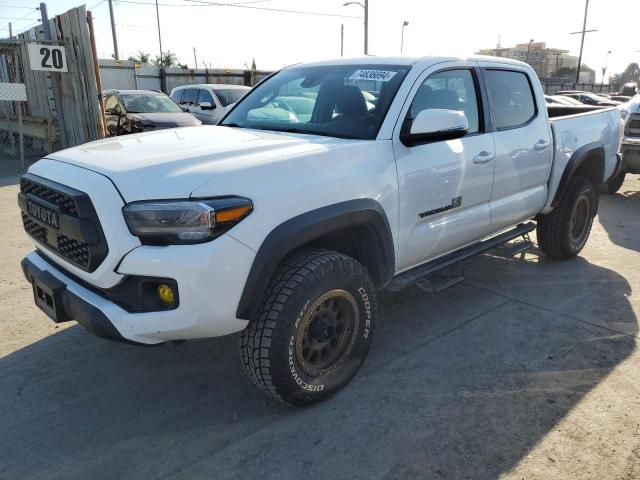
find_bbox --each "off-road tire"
[600,170,626,194]
[537,176,597,259]
[239,249,376,407]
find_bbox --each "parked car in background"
[170,84,251,124]
[558,92,622,107]
[603,94,640,193]
[620,82,638,97]
[608,95,633,103]
[544,94,583,106]
[102,89,201,136]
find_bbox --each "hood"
[129,112,201,127]
[45,126,343,202]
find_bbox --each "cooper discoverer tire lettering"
[239,249,376,406]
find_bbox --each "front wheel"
[537,176,597,259]
[239,249,376,406]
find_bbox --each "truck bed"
[542,105,621,213]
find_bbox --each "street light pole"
[400,21,409,53]
[344,1,368,55]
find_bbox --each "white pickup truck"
[19,55,622,406]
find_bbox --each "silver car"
[169,84,251,124]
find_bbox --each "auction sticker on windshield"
[349,70,397,82]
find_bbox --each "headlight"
[123,196,252,245]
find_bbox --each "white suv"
[169,84,250,124]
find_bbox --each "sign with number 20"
[27,43,68,73]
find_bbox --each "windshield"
[121,94,183,114]
[221,64,410,139]
[215,88,249,107]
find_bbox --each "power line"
[88,0,108,9]
[0,4,37,9]
[115,0,361,18]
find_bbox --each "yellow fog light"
[157,284,175,306]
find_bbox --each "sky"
[1,0,639,82]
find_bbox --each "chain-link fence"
[0,43,49,176]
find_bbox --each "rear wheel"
[239,249,376,406]
[600,170,626,194]
[537,176,597,259]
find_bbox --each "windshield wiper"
[222,122,245,128]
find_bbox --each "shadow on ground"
[0,246,636,479]
[598,181,640,252]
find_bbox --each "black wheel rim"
[570,194,590,244]
[295,289,358,375]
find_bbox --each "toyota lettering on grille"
[27,200,59,229]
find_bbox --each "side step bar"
[386,222,536,292]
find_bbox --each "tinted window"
[214,88,248,107]
[197,89,214,106]
[182,88,199,106]
[410,69,480,134]
[485,70,536,130]
[221,65,410,140]
[170,89,183,104]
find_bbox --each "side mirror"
[401,109,469,146]
[199,101,215,110]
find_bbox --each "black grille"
[20,178,78,216]
[22,215,48,244]
[57,235,90,267]
[19,174,108,272]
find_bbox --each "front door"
[393,63,496,272]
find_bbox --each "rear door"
[393,62,497,271]
[479,64,553,230]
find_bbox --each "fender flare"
[551,141,604,208]
[236,199,395,320]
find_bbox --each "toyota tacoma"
[19,55,623,406]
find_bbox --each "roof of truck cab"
[287,55,531,69]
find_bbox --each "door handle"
[473,151,495,164]
[534,139,551,151]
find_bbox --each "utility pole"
[155,0,166,92]
[8,22,12,38]
[340,24,344,57]
[344,1,368,55]
[526,39,534,64]
[400,21,409,54]
[108,0,119,59]
[364,0,368,55]
[571,0,598,84]
[193,47,197,69]
[40,2,67,148]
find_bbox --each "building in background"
[477,41,596,83]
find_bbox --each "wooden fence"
[0,5,104,154]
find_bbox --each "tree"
[127,51,151,64]
[153,51,180,68]
[609,63,640,87]
[553,64,594,81]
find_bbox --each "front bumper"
[21,234,255,345]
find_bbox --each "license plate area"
[32,270,69,323]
